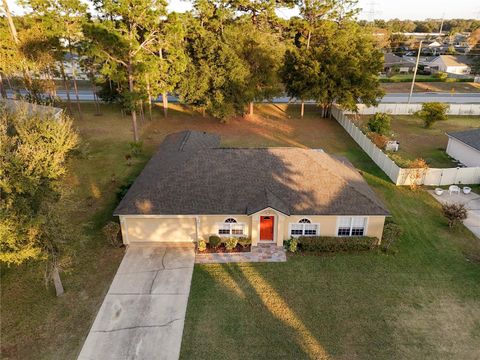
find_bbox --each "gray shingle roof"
[448,129,480,152]
[114,131,390,216]
[383,53,415,67]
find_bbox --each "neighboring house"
[114,131,390,247]
[426,41,442,48]
[429,55,472,75]
[446,129,480,167]
[383,53,415,74]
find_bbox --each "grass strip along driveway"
[2,103,479,359]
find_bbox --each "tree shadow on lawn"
[181,262,332,360]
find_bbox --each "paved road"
[78,244,195,360]
[6,90,480,104]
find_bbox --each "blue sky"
[4,0,480,20]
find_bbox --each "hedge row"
[295,236,378,252]
[380,77,473,83]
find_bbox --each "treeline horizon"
[1,0,478,141]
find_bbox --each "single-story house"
[114,131,390,247]
[426,41,442,48]
[383,53,416,74]
[429,55,472,75]
[446,129,480,167]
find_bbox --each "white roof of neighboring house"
[434,55,473,67]
[427,41,442,48]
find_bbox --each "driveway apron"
[78,245,195,360]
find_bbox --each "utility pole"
[408,40,423,104]
[1,0,19,44]
[439,14,445,34]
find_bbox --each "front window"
[290,218,319,237]
[337,217,367,236]
[218,218,245,236]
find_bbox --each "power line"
[365,1,379,22]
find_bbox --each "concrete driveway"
[429,190,480,239]
[78,244,195,360]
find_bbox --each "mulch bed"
[197,244,251,254]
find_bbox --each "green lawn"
[354,115,480,168]
[2,102,480,359]
[181,165,480,360]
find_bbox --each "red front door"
[260,216,274,241]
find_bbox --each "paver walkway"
[78,244,195,360]
[428,190,480,239]
[195,244,287,264]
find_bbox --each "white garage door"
[124,218,196,243]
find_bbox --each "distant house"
[114,131,390,246]
[429,55,472,75]
[446,129,480,167]
[383,53,415,74]
[426,41,442,48]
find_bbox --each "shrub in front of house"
[197,239,207,252]
[224,237,238,251]
[102,221,121,247]
[288,238,298,253]
[381,220,403,254]
[296,236,378,252]
[208,235,222,249]
[238,236,252,247]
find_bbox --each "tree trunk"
[92,81,100,115]
[140,101,145,124]
[146,76,152,121]
[48,68,57,97]
[72,71,82,119]
[52,265,64,297]
[2,0,18,43]
[300,100,305,118]
[68,39,82,120]
[162,92,168,118]
[0,73,7,99]
[60,62,72,114]
[6,76,15,97]
[249,102,254,116]
[202,107,206,117]
[127,61,139,142]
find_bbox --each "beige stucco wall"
[119,213,386,245]
[197,215,252,240]
[283,215,386,241]
[365,216,386,241]
[446,138,480,167]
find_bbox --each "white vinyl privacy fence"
[332,106,480,186]
[352,103,480,116]
[0,99,63,119]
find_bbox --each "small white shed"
[446,129,480,167]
